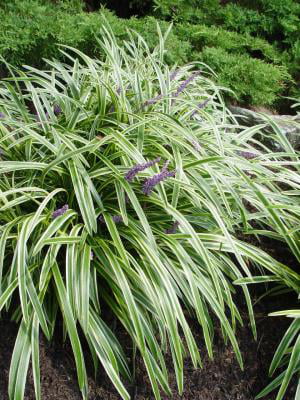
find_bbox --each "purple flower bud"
[114,85,129,101]
[165,221,179,234]
[0,112,5,119]
[125,157,161,182]
[143,94,163,108]
[190,140,201,152]
[112,215,123,223]
[54,105,62,116]
[190,98,210,118]
[237,151,257,160]
[170,68,180,81]
[90,251,94,260]
[173,71,201,102]
[142,164,175,196]
[52,204,69,219]
[99,214,123,224]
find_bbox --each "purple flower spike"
[52,204,69,219]
[0,112,5,119]
[165,221,180,234]
[90,251,94,260]
[143,93,163,108]
[142,164,175,196]
[99,214,123,224]
[173,71,201,100]
[54,105,62,116]
[125,157,161,182]
[190,98,210,118]
[237,151,257,160]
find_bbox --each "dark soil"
[0,291,297,400]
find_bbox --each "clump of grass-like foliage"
[0,20,299,400]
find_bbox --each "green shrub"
[1,20,299,400]
[0,1,57,66]
[0,1,190,68]
[151,0,300,105]
[152,0,300,44]
[174,23,292,105]
[217,3,270,35]
[153,0,220,24]
[175,23,280,61]
[198,46,290,106]
[0,0,296,107]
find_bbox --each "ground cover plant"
[0,0,296,108]
[0,20,300,400]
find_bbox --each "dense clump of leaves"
[0,21,299,400]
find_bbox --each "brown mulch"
[0,290,297,400]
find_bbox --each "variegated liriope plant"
[0,19,299,400]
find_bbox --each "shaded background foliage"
[0,0,299,109]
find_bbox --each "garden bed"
[0,19,299,400]
[0,293,296,400]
